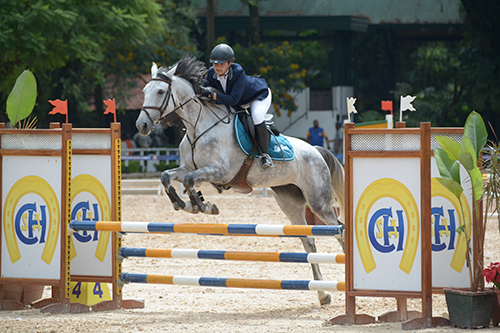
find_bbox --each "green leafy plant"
[482,126,500,236]
[434,110,488,292]
[6,70,37,128]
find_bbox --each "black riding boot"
[254,122,274,170]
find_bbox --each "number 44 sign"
[69,282,111,306]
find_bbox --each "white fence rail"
[122,147,180,173]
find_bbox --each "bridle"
[139,72,231,169]
[139,73,177,129]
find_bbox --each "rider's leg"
[250,89,273,170]
[254,122,273,169]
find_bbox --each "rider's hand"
[200,87,213,99]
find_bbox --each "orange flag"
[381,100,393,114]
[48,99,68,123]
[103,98,116,122]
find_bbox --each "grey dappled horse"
[135,55,345,306]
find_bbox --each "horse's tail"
[315,146,345,221]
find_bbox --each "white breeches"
[250,88,272,125]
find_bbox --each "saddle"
[217,110,279,194]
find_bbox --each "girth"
[216,149,257,194]
[213,111,256,193]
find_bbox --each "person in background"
[331,121,343,163]
[133,131,152,148]
[307,119,330,149]
[122,133,136,156]
[200,43,273,170]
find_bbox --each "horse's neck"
[172,78,233,139]
[178,98,234,140]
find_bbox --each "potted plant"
[484,262,500,326]
[434,110,496,328]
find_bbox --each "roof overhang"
[198,15,369,32]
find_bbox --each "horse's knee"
[300,237,317,253]
[184,173,195,189]
[161,171,171,187]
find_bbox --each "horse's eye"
[158,89,165,95]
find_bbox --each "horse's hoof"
[320,294,332,306]
[204,203,219,215]
[184,201,199,214]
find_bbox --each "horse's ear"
[151,62,158,77]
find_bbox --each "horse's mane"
[171,55,208,95]
[155,55,215,105]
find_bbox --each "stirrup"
[260,154,274,170]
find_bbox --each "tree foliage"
[0,0,199,127]
[230,35,330,114]
[233,41,307,114]
[459,0,500,132]
[388,2,500,131]
[391,42,469,127]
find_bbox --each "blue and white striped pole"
[119,273,345,292]
[69,221,344,238]
[118,247,345,264]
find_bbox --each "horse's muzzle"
[136,121,149,135]
[136,107,157,135]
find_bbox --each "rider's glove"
[200,87,213,99]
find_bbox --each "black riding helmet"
[210,44,235,64]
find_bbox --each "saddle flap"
[234,115,294,161]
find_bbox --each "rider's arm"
[213,65,247,106]
[323,131,330,149]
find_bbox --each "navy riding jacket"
[204,63,269,107]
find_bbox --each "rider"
[200,43,274,170]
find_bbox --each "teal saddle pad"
[234,116,294,161]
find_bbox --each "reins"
[140,73,232,169]
[184,104,231,170]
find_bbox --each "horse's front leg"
[161,165,223,215]
[161,166,190,211]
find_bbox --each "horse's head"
[136,56,207,135]
[136,63,176,135]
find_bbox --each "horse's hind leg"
[300,178,345,251]
[271,185,332,306]
[300,238,332,306]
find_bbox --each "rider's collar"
[213,67,233,81]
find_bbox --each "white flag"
[399,95,416,122]
[400,95,416,112]
[346,97,357,123]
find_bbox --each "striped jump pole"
[69,221,344,238]
[118,247,345,264]
[118,273,345,292]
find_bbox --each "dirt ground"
[1,184,499,332]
